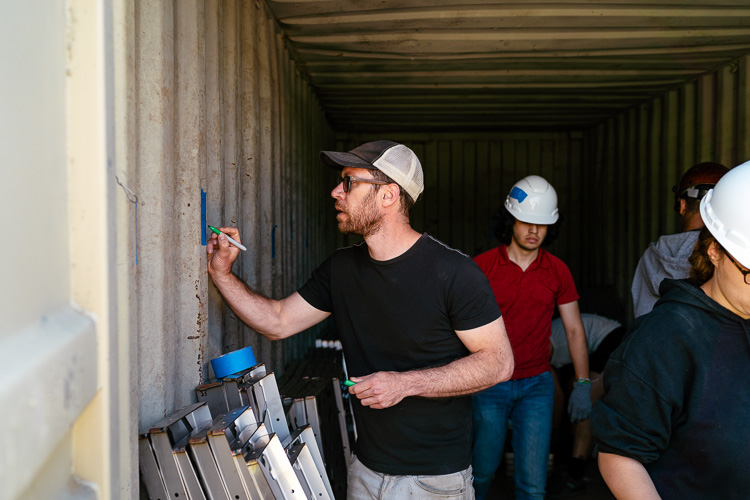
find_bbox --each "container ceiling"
[265,0,750,132]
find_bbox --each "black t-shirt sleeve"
[447,259,502,331]
[297,254,334,312]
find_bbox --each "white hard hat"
[504,175,559,225]
[700,160,750,268]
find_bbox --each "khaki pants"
[346,455,475,500]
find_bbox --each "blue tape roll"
[211,346,257,379]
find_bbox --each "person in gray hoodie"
[630,162,728,317]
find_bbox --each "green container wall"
[332,133,584,262]
[334,54,750,324]
[584,53,750,321]
[331,133,593,312]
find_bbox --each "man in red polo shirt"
[471,175,590,500]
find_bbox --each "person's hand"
[568,379,592,422]
[347,372,409,409]
[207,227,241,279]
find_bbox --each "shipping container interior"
[8,3,750,499]
[128,0,750,438]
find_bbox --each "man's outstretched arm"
[207,227,329,340]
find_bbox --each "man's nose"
[332,181,345,199]
[529,224,538,233]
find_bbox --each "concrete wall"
[124,0,335,434]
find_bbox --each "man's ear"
[706,241,721,266]
[381,184,399,207]
[679,198,687,216]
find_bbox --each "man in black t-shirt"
[207,140,514,499]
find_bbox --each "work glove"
[568,380,592,423]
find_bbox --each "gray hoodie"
[630,230,700,318]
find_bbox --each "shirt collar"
[499,244,549,269]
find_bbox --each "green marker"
[344,379,356,387]
[208,225,247,251]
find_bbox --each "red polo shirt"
[474,245,579,380]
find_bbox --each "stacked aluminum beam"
[140,364,334,500]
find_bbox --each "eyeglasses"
[726,252,750,285]
[340,175,389,193]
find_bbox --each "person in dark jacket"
[591,160,750,499]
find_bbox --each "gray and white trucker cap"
[320,140,424,202]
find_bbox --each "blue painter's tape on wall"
[211,346,257,379]
[509,186,528,203]
[201,189,207,245]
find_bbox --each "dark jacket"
[591,279,750,499]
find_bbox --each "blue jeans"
[347,455,474,499]
[471,371,554,500]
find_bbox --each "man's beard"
[337,189,384,237]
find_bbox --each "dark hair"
[673,162,729,213]
[370,169,415,217]
[682,196,702,217]
[689,226,722,284]
[491,205,562,246]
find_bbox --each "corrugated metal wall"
[335,52,750,324]
[584,53,750,320]
[332,133,588,303]
[130,0,335,429]
[128,0,749,430]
